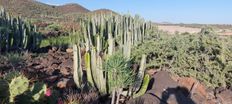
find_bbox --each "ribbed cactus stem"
[73,44,83,88]
[0,7,41,51]
[96,35,102,54]
[97,56,107,94]
[85,52,95,87]
[134,54,147,92]
[108,38,115,56]
[133,74,150,98]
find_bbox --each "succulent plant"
[0,71,51,103]
[30,82,47,101]
[0,79,9,99]
[133,74,150,98]
[0,7,41,52]
[9,75,29,102]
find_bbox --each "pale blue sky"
[38,0,232,24]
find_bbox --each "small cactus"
[9,75,29,102]
[30,82,47,101]
[133,74,150,98]
[0,79,9,98]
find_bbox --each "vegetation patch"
[132,32,232,88]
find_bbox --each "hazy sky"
[38,0,232,24]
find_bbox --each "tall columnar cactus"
[73,44,83,88]
[0,7,41,52]
[72,13,154,98]
[133,54,147,92]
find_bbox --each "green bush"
[40,35,71,48]
[132,33,232,88]
[46,23,61,31]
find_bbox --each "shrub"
[40,35,71,48]
[132,32,232,88]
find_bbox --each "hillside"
[0,0,90,20]
[57,3,90,14]
[0,0,58,18]
[91,9,118,15]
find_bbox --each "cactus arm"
[73,44,83,88]
[133,74,150,98]
[30,82,47,101]
[84,52,94,87]
[133,54,147,92]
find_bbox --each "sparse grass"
[4,52,24,66]
[40,35,71,48]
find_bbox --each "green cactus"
[73,44,83,88]
[133,54,147,92]
[71,13,155,98]
[4,71,20,82]
[133,74,150,98]
[9,75,29,102]
[0,79,9,99]
[30,82,47,101]
[0,7,41,52]
[84,52,94,87]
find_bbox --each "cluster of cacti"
[71,14,154,103]
[103,52,135,104]
[0,71,47,103]
[132,31,232,88]
[0,7,41,52]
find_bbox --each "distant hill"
[0,0,120,32]
[0,0,90,20]
[0,0,58,18]
[91,9,117,15]
[57,3,90,14]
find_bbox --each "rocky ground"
[129,71,232,104]
[1,47,232,104]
